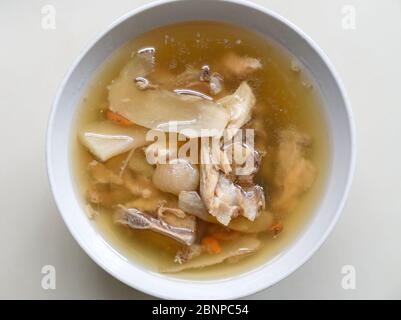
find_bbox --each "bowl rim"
[46,0,356,299]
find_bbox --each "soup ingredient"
[174,88,213,101]
[88,160,123,185]
[74,21,326,276]
[208,174,241,225]
[217,81,256,139]
[114,205,196,246]
[122,171,159,199]
[134,76,158,90]
[199,138,220,210]
[125,193,178,213]
[162,236,260,272]
[178,191,273,233]
[199,134,265,225]
[179,191,272,232]
[222,131,263,178]
[178,191,216,223]
[106,110,133,126]
[79,121,148,161]
[221,51,262,78]
[199,65,223,95]
[152,158,199,196]
[208,174,265,225]
[201,236,222,254]
[174,244,203,264]
[174,64,223,96]
[108,53,230,138]
[87,184,132,207]
[271,129,316,212]
[144,140,179,164]
[128,149,155,178]
[110,87,230,138]
[237,185,265,221]
[228,211,274,233]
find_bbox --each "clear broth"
[71,21,330,279]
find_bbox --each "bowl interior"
[47,0,354,299]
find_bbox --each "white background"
[0,0,400,299]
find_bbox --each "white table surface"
[1,0,400,299]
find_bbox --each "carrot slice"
[106,110,133,126]
[201,236,222,254]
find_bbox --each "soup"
[72,21,329,279]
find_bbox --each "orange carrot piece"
[201,236,222,254]
[106,110,133,126]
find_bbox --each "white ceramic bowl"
[47,0,355,299]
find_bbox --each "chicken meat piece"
[209,174,241,225]
[199,137,265,225]
[237,185,266,221]
[199,138,220,210]
[271,129,316,212]
[221,51,262,79]
[217,81,256,140]
[178,190,272,233]
[221,131,262,178]
[210,175,265,224]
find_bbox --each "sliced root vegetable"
[108,55,230,138]
[78,121,148,162]
[161,236,260,272]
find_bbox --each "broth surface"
[72,21,329,279]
